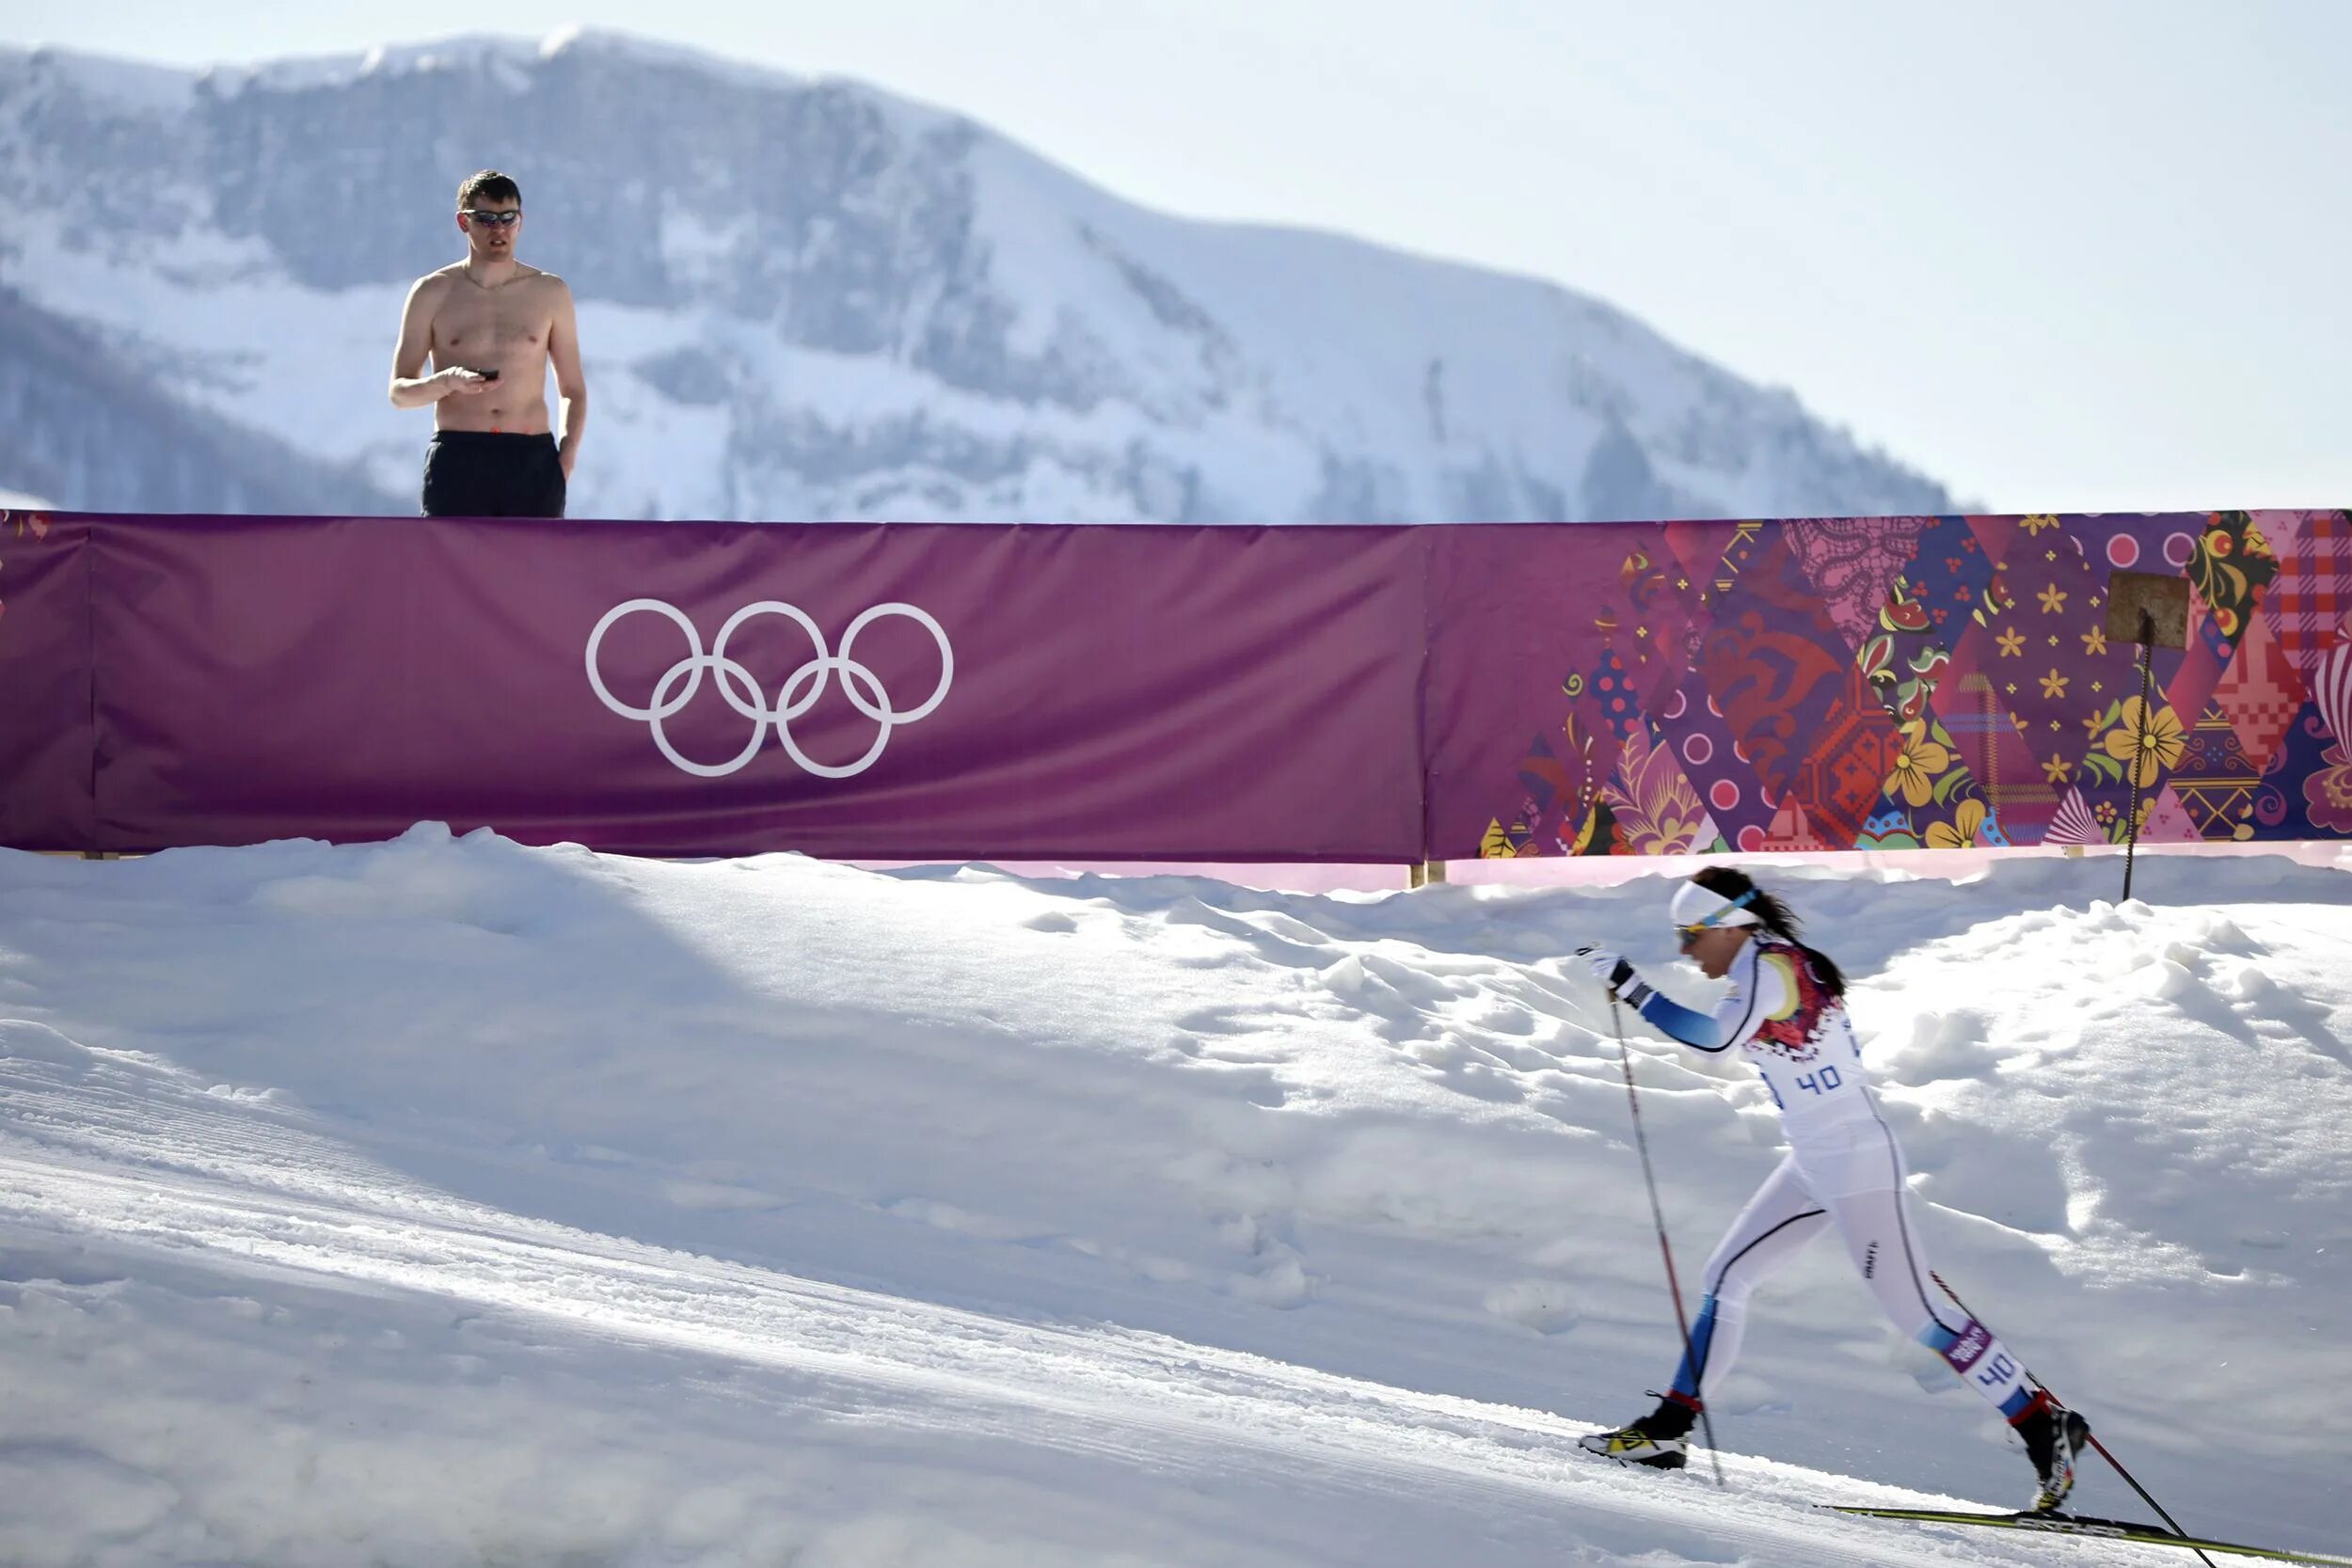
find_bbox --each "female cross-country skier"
[1572,866,2090,1512]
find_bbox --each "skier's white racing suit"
[1616,931,2038,1420]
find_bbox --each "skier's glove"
[1574,946,1637,994]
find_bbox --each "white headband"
[1669,880,1761,930]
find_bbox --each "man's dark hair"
[456,170,521,209]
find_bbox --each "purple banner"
[0,512,94,849]
[48,516,1427,859]
[6,509,2349,862]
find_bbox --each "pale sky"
[8,0,2348,513]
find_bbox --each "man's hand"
[1574,946,1637,994]
[440,368,493,396]
[558,442,578,479]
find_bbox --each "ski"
[1820,1504,2352,1565]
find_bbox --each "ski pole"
[1609,992,1724,1488]
[1931,1271,2211,1566]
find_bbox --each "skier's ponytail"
[1688,867,1847,998]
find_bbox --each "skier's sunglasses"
[461,209,522,227]
[1675,890,1757,949]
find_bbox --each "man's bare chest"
[431,286,552,358]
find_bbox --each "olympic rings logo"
[585,598,953,779]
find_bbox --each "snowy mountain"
[0,286,390,515]
[2,835,2347,1565]
[0,30,1957,522]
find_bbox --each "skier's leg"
[1668,1152,1835,1406]
[1583,1152,1831,1465]
[1809,1113,2090,1507]
[1804,1117,2038,1418]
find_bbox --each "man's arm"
[387,276,485,409]
[548,280,588,475]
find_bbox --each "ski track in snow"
[0,1117,2153,1568]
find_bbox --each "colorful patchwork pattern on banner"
[1649,667,1775,853]
[1474,510,2352,856]
[1845,514,2010,849]
[1694,524,1904,847]
[2265,510,2351,678]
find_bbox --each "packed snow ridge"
[2,830,2347,1565]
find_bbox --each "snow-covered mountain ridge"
[0,29,1956,521]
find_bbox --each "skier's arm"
[1577,947,1788,1054]
[1627,977,1737,1052]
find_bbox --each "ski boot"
[1579,1393,1698,1470]
[2012,1389,2091,1513]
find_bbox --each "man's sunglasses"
[462,209,522,227]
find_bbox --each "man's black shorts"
[421,431,567,517]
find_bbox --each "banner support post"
[2103,571,2190,903]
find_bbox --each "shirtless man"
[389,170,587,516]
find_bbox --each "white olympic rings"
[585,598,953,779]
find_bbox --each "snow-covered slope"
[2,832,2346,1565]
[0,30,1955,522]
